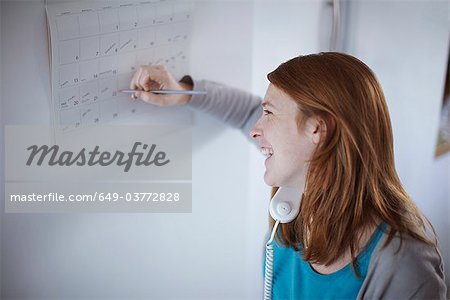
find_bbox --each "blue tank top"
[263,222,387,299]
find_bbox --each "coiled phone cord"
[263,219,280,300]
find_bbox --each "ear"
[305,117,327,145]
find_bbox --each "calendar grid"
[47,0,192,134]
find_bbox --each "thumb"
[135,91,162,105]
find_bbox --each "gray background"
[1,0,450,299]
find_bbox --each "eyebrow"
[261,101,277,109]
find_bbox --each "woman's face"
[251,83,321,188]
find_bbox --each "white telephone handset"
[264,187,302,300]
[269,187,302,223]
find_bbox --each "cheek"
[264,119,312,159]
[260,119,276,139]
[294,139,315,162]
[282,134,314,163]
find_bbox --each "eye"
[263,109,272,115]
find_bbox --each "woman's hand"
[129,65,193,106]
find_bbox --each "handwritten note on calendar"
[46,0,192,134]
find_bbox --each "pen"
[119,89,207,95]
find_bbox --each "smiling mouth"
[261,147,273,158]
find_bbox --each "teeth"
[261,147,273,157]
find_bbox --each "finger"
[129,67,143,90]
[139,68,168,91]
[153,65,171,83]
[153,64,165,70]
[135,68,149,91]
[138,73,153,92]
[135,91,164,106]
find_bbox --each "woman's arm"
[128,66,262,147]
[182,76,262,147]
[357,232,447,299]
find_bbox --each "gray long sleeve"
[357,227,447,299]
[185,79,262,147]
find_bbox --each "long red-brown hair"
[267,52,435,271]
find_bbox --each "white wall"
[0,0,3,295]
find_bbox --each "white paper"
[46,0,192,135]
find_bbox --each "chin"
[263,174,277,187]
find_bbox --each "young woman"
[129,52,447,299]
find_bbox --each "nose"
[250,122,262,140]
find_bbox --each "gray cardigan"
[185,79,448,299]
